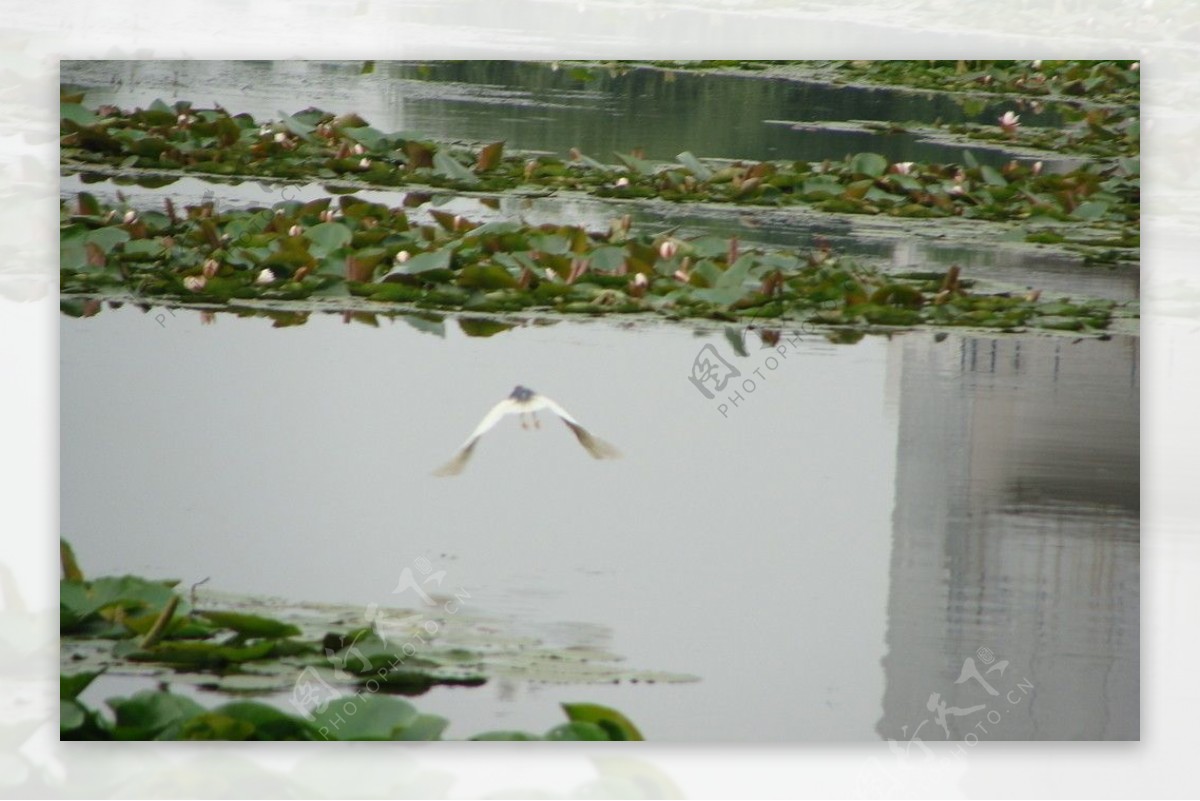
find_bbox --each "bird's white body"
[433,386,620,476]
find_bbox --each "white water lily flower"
[1032,161,1044,176]
[273,132,288,143]
[634,272,649,288]
[998,111,1021,134]
[658,240,678,260]
[202,259,220,278]
[358,157,371,169]
[288,224,303,237]
[394,250,410,265]
[122,210,137,225]
[183,276,206,292]
[615,176,630,188]
[894,161,914,175]
[255,268,276,285]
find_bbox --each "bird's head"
[510,385,535,401]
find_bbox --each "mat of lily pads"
[60,93,1137,247]
[60,541,679,740]
[61,192,1127,334]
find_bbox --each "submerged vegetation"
[60,540,657,741]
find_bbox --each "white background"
[3,0,1194,796]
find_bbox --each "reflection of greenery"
[626,61,1138,159]
[59,540,649,741]
[60,194,1123,333]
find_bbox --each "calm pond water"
[59,59,1138,741]
[60,307,1138,741]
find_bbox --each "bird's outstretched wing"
[538,396,622,460]
[432,398,519,476]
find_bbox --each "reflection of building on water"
[878,334,1139,741]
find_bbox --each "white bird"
[433,385,621,476]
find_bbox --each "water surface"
[63,60,1061,168]
[58,58,1138,741]
[60,306,1138,740]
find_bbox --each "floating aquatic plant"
[59,98,1138,236]
[59,539,681,740]
[830,60,1140,109]
[60,193,1122,333]
[62,675,643,741]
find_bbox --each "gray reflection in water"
[61,305,1139,740]
[879,334,1139,741]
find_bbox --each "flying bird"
[433,385,621,476]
